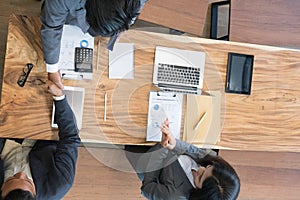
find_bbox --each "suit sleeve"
[31,98,80,200]
[172,139,217,160]
[54,97,81,184]
[40,0,69,67]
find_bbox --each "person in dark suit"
[40,0,148,89]
[0,81,81,200]
[126,119,240,200]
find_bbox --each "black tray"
[225,52,254,95]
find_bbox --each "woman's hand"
[160,118,176,150]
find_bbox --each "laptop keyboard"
[163,88,198,94]
[157,63,200,86]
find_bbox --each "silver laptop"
[153,46,206,94]
[52,86,85,130]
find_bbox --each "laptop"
[153,46,206,95]
[51,86,85,130]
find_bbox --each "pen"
[104,92,107,121]
[193,112,207,130]
[96,39,100,71]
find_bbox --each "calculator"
[74,47,93,73]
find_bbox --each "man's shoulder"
[64,0,86,10]
[45,0,85,11]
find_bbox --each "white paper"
[58,25,94,79]
[146,91,183,142]
[109,43,134,79]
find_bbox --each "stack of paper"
[183,91,221,145]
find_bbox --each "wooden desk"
[1,15,300,152]
[230,0,300,48]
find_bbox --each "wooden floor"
[64,146,144,200]
[64,147,300,200]
[0,1,300,199]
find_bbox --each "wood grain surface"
[64,147,144,200]
[1,15,300,152]
[0,14,55,139]
[230,0,300,48]
[220,149,300,199]
[138,0,209,36]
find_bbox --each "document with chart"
[58,25,94,79]
[146,91,183,142]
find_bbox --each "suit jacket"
[140,140,215,200]
[0,98,81,200]
[40,0,148,66]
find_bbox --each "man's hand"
[47,80,64,97]
[160,118,176,150]
[48,70,64,90]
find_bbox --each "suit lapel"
[171,160,194,194]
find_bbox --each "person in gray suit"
[126,119,240,200]
[40,0,148,89]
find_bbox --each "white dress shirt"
[1,139,36,181]
[177,155,199,188]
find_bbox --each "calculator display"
[74,47,93,72]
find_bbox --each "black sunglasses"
[17,63,34,87]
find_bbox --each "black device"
[225,52,254,95]
[74,47,93,73]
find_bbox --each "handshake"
[46,76,64,97]
[48,70,64,90]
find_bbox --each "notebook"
[51,86,85,130]
[183,91,221,145]
[153,46,206,94]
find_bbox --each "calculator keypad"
[75,47,93,72]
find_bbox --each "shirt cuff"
[53,94,65,101]
[46,63,59,73]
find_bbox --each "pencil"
[193,112,207,130]
[104,92,107,121]
[96,39,100,71]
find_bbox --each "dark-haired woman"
[126,118,240,200]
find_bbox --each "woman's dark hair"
[2,189,35,200]
[85,0,141,36]
[189,156,240,200]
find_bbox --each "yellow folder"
[183,91,221,145]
